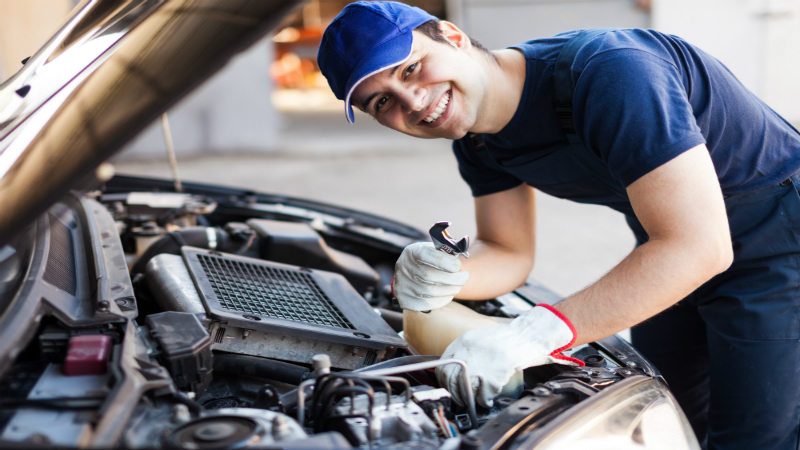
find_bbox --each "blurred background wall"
[653,0,800,130]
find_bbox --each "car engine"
[0,178,666,449]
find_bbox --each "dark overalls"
[467,29,800,450]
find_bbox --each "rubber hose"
[131,227,228,276]
[213,352,311,385]
[377,308,403,332]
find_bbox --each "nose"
[396,85,427,114]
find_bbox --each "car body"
[0,1,700,448]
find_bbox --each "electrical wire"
[442,408,453,438]
[433,411,447,438]
[448,420,459,437]
[436,407,452,438]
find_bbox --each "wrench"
[429,221,470,259]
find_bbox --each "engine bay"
[0,178,660,449]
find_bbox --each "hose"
[376,308,403,332]
[212,352,310,385]
[132,227,229,276]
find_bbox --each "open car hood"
[0,0,302,247]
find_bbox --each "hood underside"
[0,0,302,247]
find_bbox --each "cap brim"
[343,32,414,123]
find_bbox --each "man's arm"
[457,183,537,300]
[555,143,733,346]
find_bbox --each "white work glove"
[436,304,584,408]
[392,242,470,311]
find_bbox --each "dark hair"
[414,20,497,62]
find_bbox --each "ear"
[438,20,471,50]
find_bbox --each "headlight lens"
[534,378,700,450]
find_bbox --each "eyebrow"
[359,62,407,111]
[360,92,379,112]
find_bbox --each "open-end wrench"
[429,221,470,259]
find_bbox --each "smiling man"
[317,2,800,449]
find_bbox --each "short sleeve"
[452,138,524,197]
[573,49,706,186]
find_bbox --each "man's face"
[350,29,487,140]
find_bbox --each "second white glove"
[436,304,584,408]
[393,242,470,311]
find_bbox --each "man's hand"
[436,305,583,408]
[393,242,470,311]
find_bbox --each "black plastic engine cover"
[145,312,213,393]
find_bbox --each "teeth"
[424,92,450,123]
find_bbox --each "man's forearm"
[555,236,731,347]
[456,238,535,300]
[555,145,733,347]
[456,184,537,300]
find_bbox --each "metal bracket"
[543,379,598,399]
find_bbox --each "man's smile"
[418,89,453,128]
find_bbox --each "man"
[317,2,800,449]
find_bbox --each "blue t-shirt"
[453,29,800,199]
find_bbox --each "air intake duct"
[246,219,379,295]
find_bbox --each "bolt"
[626,361,637,368]
[532,386,551,396]
[242,329,251,339]
[97,300,109,311]
[621,369,631,375]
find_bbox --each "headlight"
[529,377,700,450]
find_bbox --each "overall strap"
[554,28,620,144]
[465,132,507,172]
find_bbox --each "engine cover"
[177,247,405,370]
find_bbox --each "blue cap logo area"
[317,1,437,123]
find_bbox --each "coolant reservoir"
[403,301,512,356]
[405,301,525,400]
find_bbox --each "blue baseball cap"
[317,1,437,123]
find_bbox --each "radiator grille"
[197,254,355,329]
[44,214,77,295]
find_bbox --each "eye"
[403,62,418,79]
[374,95,389,111]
